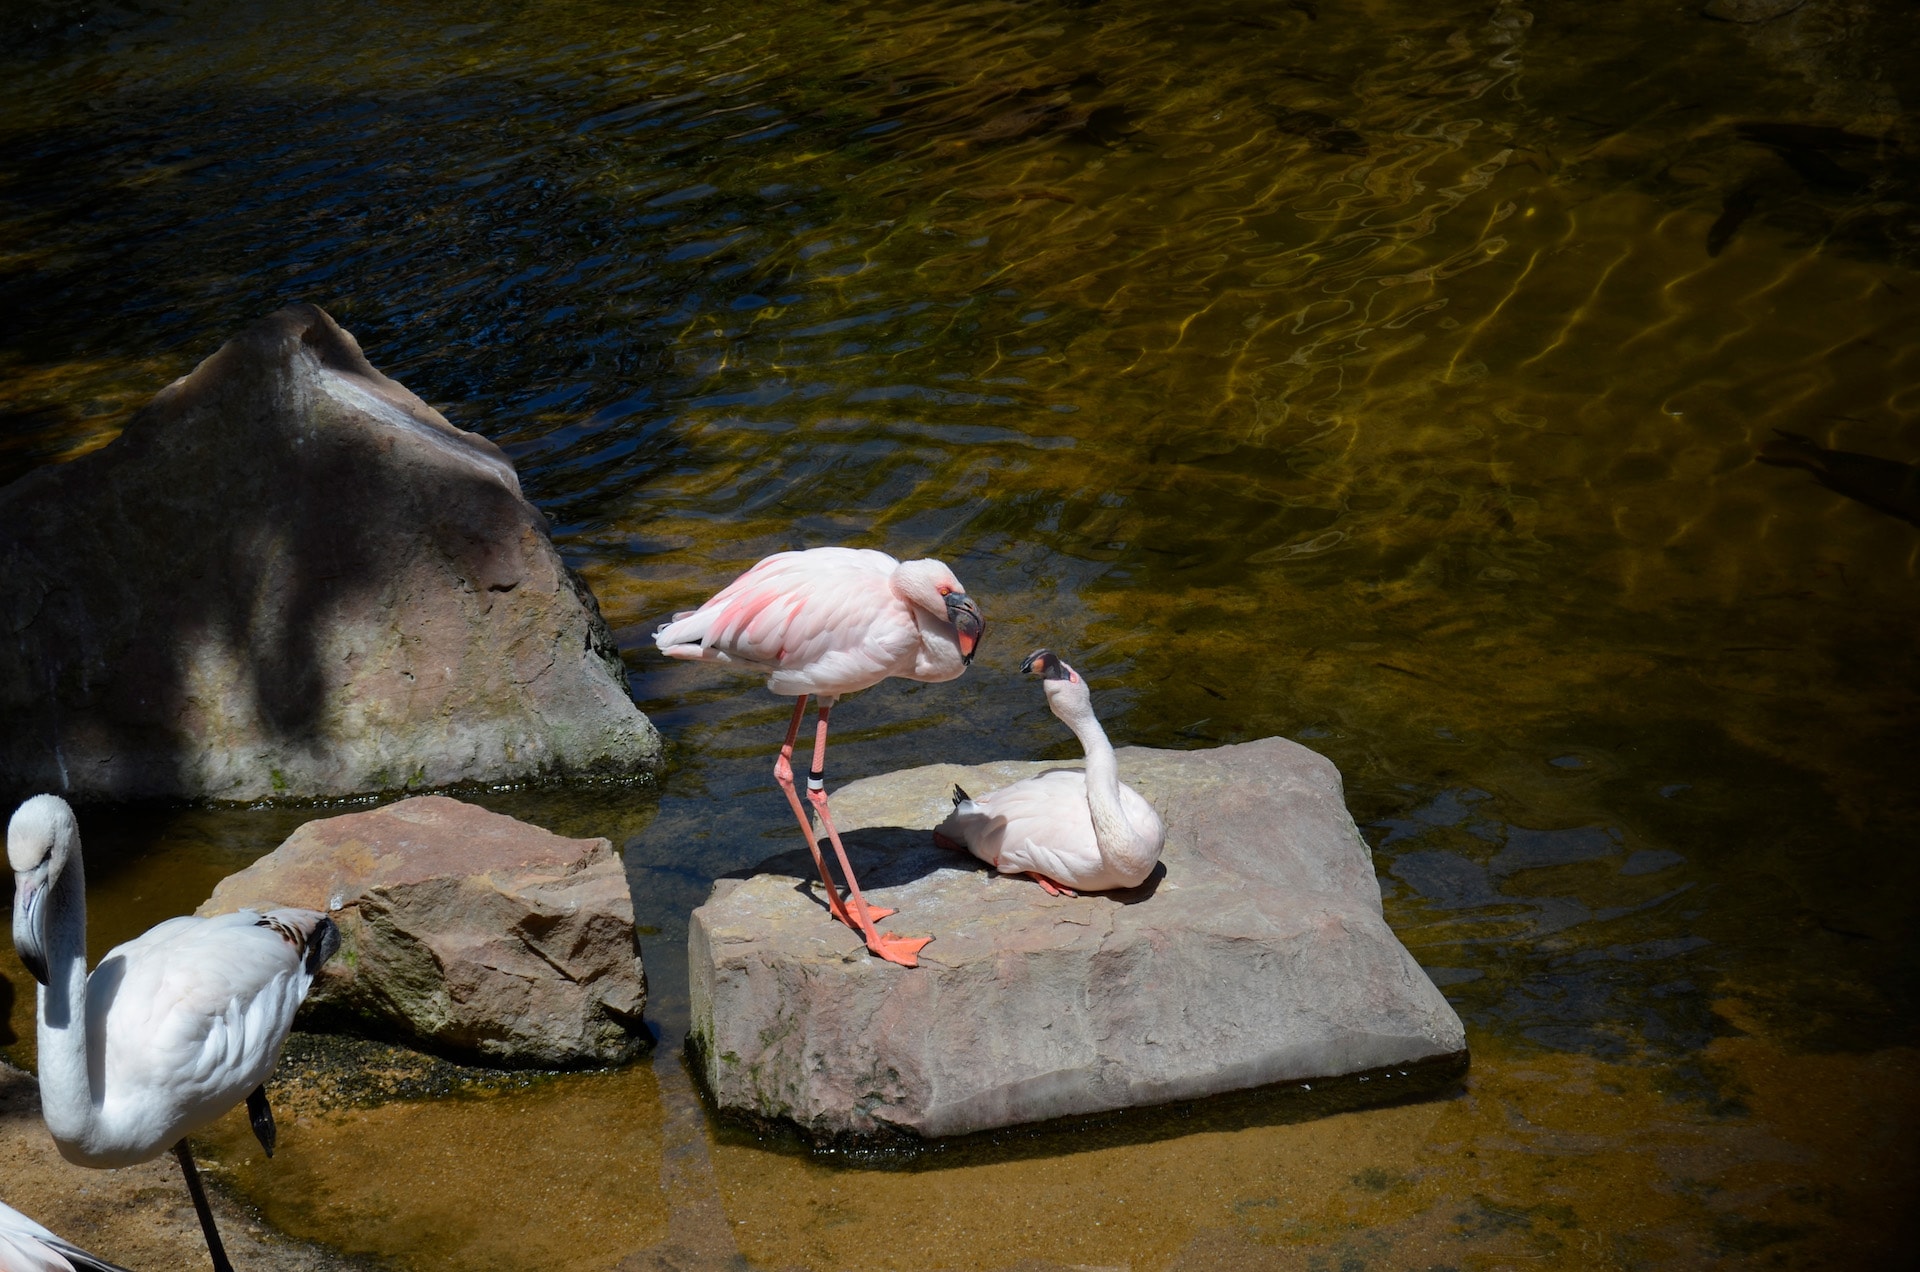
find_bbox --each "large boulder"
[0,304,660,803]
[689,737,1466,1140]
[199,795,648,1067]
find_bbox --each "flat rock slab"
[200,795,647,1067]
[0,303,660,802]
[690,737,1466,1140]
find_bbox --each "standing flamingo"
[9,795,339,1272]
[655,547,984,966]
[0,1199,135,1272]
[934,649,1165,895]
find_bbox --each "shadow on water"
[1755,430,1920,527]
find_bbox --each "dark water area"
[2,0,1918,1267]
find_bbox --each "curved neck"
[1054,695,1134,862]
[894,567,966,680]
[36,850,96,1145]
[888,563,943,620]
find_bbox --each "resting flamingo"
[934,649,1165,895]
[655,547,984,966]
[9,795,339,1272]
[0,1199,135,1272]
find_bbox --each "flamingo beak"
[1021,648,1076,681]
[946,593,984,664]
[12,877,48,985]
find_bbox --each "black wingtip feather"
[49,1238,140,1272]
[307,915,341,975]
[247,1084,277,1158]
[952,784,971,806]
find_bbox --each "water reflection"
[1,0,1916,1267]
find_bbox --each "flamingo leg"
[1025,872,1077,898]
[173,1139,236,1272]
[772,695,860,929]
[806,702,930,967]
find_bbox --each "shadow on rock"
[732,826,1170,919]
[0,304,661,804]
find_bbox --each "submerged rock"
[689,737,1466,1140]
[0,303,660,803]
[199,795,648,1067]
[1702,0,1805,21]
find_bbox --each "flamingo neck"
[893,568,966,680]
[1054,694,1138,870]
[36,849,96,1148]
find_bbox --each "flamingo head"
[9,794,77,986]
[897,559,984,665]
[1022,648,1090,714]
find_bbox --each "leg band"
[807,771,826,792]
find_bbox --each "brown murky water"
[3,0,1918,1267]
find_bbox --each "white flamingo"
[0,1199,135,1272]
[934,649,1165,895]
[655,546,984,966]
[8,795,338,1272]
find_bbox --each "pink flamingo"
[655,547,984,967]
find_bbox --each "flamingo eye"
[937,585,951,595]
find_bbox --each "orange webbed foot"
[868,931,932,967]
[820,893,896,927]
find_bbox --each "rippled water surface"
[3,0,1918,1267]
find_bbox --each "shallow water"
[2,0,1918,1267]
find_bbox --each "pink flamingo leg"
[1025,872,1077,898]
[772,695,859,930]
[807,702,930,967]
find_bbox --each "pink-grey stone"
[689,737,1466,1139]
[199,795,647,1067]
[0,304,660,803]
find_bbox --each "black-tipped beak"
[1021,648,1076,681]
[12,880,48,986]
[946,593,984,665]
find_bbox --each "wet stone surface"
[690,738,1467,1139]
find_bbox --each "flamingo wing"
[941,771,1100,878]
[91,910,334,1152]
[0,1201,137,1272]
[654,547,918,692]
